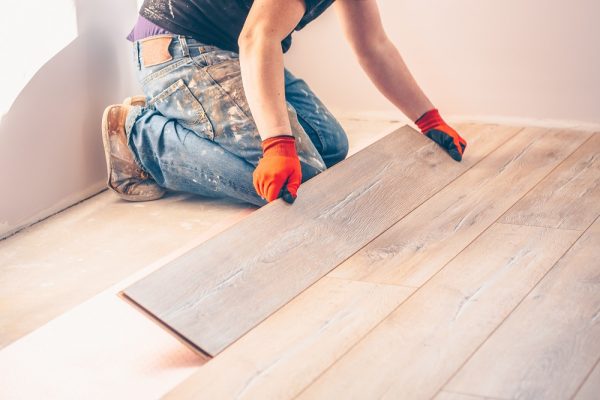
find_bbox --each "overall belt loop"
[133,41,141,71]
[179,35,190,57]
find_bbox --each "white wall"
[0,0,140,238]
[285,0,600,126]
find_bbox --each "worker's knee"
[322,121,349,168]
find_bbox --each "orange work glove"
[416,109,467,162]
[253,135,302,203]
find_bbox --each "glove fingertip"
[449,150,462,162]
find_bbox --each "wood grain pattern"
[297,223,580,399]
[445,218,600,400]
[501,132,600,230]
[123,126,470,356]
[328,127,592,287]
[574,360,600,400]
[165,277,412,400]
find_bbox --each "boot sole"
[101,105,164,202]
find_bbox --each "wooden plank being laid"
[122,126,471,357]
[574,360,600,400]
[156,125,510,398]
[164,277,412,399]
[328,127,592,287]
[501,132,600,230]
[445,218,600,400]
[297,223,580,399]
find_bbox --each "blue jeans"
[125,35,349,206]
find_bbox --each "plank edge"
[118,291,213,360]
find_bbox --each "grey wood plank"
[446,218,600,400]
[501,132,600,230]
[122,126,471,356]
[298,223,579,399]
[162,125,512,399]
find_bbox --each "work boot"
[101,102,165,201]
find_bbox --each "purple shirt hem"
[127,15,172,42]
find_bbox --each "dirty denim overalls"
[125,35,349,206]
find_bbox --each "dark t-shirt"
[140,0,335,53]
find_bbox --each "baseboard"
[0,181,107,241]
[332,109,410,123]
[447,115,600,132]
[331,109,600,132]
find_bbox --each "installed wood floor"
[0,122,598,399]
[167,125,600,399]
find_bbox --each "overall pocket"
[203,58,253,120]
[148,78,216,140]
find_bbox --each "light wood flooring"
[0,121,598,399]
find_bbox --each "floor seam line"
[436,389,510,400]
[324,275,418,289]
[569,354,600,400]
[496,131,596,225]
[494,221,585,232]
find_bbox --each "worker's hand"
[416,109,467,162]
[253,135,302,203]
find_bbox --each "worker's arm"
[239,0,305,202]
[335,0,467,161]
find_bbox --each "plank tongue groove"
[122,126,468,356]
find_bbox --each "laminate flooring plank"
[123,126,471,356]
[165,277,413,400]
[328,127,592,287]
[500,132,600,230]
[297,223,580,400]
[574,360,600,400]
[445,218,600,400]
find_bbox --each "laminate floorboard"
[445,218,600,400]
[164,277,412,400]
[123,126,470,356]
[500,132,600,230]
[328,127,591,287]
[297,223,579,399]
